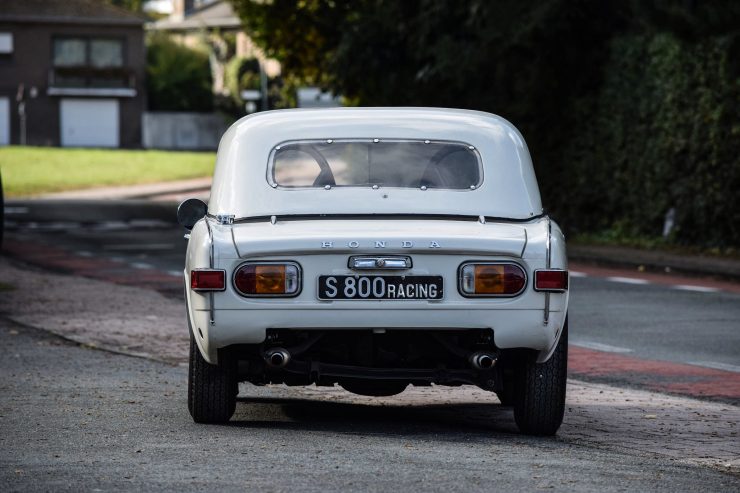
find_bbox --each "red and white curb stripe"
[569,262,739,294]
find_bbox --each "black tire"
[188,334,237,423]
[340,379,408,397]
[513,320,568,436]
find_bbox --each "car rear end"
[183,108,570,435]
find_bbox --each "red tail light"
[534,270,568,292]
[459,263,527,297]
[190,269,226,291]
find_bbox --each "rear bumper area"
[189,306,566,363]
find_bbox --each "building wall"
[142,111,229,150]
[0,21,145,147]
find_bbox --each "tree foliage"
[146,34,214,112]
[230,0,740,247]
[104,0,144,13]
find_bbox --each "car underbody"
[222,329,530,395]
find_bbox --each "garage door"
[60,98,119,148]
[0,97,9,146]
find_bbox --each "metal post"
[259,61,268,111]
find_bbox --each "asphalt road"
[1,318,736,492]
[5,215,739,371]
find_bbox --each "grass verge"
[0,146,215,197]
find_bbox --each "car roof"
[209,108,543,220]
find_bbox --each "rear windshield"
[269,139,482,190]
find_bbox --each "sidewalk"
[8,178,740,283]
[35,176,211,202]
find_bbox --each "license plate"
[318,275,443,300]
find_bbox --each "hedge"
[551,32,740,247]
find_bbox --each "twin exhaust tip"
[265,347,495,371]
[469,352,497,370]
[264,348,290,368]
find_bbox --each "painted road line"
[167,270,182,277]
[689,361,740,373]
[569,271,588,278]
[104,243,175,251]
[674,284,721,293]
[4,206,30,214]
[606,276,650,285]
[76,251,93,257]
[130,262,154,270]
[572,341,633,353]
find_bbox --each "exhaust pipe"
[469,352,497,370]
[264,348,290,368]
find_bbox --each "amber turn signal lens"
[460,263,526,296]
[474,265,505,294]
[234,263,300,296]
[255,265,286,294]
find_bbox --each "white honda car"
[178,108,569,435]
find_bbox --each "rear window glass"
[269,140,482,190]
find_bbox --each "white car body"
[182,108,570,434]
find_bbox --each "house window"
[0,33,13,54]
[52,37,126,88]
[53,38,87,66]
[90,39,123,68]
[53,37,123,68]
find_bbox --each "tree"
[228,0,740,247]
[105,0,144,13]
[146,34,213,112]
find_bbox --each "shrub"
[146,33,213,112]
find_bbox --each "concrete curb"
[30,177,212,201]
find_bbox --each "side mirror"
[177,198,208,230]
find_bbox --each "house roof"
[150,0,241,31]
[0,0,145,26]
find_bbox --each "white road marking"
[674,285,720,293]
[109,257,126,263]
[167,270,182,277]
[606,276,650,285]
[4,206,29,214]
[130,262,154,270]
[572,341,634,353]
[688,361,740,373]
[93,221,130,231]
[76,251,93,257]
[569,271,588,278]
[104,243,175,251]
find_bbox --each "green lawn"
[0,146,215,197]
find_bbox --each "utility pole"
[16,83,25,146]
[259,61,268,111]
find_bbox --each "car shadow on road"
[230,395,525,439]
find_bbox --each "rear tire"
[513,320,568,435]
[188,334,237,423]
